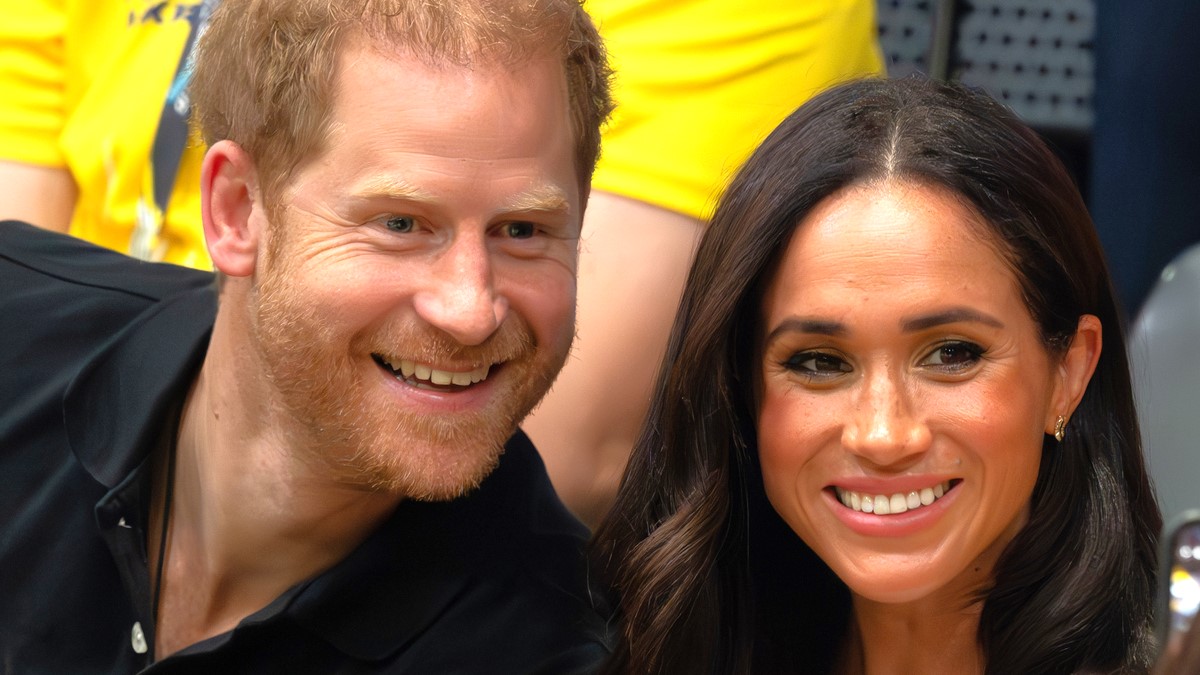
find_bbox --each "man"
[0,0,612,672]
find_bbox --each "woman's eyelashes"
[782,351,852,380]
[779,340,987,381]
[919,340,985,372]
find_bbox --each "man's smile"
[372,354,493,391]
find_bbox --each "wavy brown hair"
[190,0,612,204]
[592,77,1161,674]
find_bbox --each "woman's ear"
[1046,314,1103,434]
[201,140,262,278]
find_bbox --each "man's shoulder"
[444,431,612,671]
[289,431,611,673]
[460,431,597,583]
[0,221,216,488]
[396,429,593,590]
[0,220,213,301]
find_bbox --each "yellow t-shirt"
[586,0,885,220]
[0,0,210,269]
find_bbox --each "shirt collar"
[63,285,215,487]
[285,430,579,662]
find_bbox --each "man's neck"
[149,311,403,659]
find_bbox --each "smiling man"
[0,1,612,672]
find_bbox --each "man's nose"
[840,368,932,469]
[413,234,509,346]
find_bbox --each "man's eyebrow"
[901,307,1005,332]
[500,185,571,214]
[352,177,570,214]
[354,176,437,203]
[765,318,847,343]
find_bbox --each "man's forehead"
[335,29,556,79]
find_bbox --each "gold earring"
[1054,415,1066,443]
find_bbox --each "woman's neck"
[837,591,986,675]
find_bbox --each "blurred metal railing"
[877,0,1094,134]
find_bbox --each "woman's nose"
[840,368,932,468]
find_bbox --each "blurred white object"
[1130,243,1200,523]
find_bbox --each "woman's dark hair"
[592,76,1161,674]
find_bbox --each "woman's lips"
[834,480,953,515]
[825,479,963,538]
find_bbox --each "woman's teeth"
[834,481,952,515]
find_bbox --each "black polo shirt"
[0,221,609,674]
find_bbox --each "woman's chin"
[829,557,970,607]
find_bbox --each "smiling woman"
[757,180,1092,616]
[592,77,1161,675]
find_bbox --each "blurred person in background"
[525,0,884,526]
[0,0,214,268]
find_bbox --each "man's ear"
[1046,314,1103,434]
[202,140,262,278]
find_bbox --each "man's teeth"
[835,481,952,515]
[385,358,490,386]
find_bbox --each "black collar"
[159,430,566,664]
[63,285,215,488]
[282,429,566,662]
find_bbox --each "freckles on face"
[755,181,1057,605]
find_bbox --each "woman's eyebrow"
[765,317,846,343]
[901,307,1005,332]
[766,307,1006,344]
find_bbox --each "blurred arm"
[0,160,77,232]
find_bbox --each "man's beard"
[247,246,568,500]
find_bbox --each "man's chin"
[403,457,501,502]
[343,432,509,501]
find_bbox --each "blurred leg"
[523,190,702,527]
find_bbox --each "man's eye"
[504,222,535,239]
[384,216,416,233]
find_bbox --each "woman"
[593,77,1161,674]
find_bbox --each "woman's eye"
[384,216,417,233]
[503,221,536,239]
[784,352,851,376]
[922,341,984,369]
